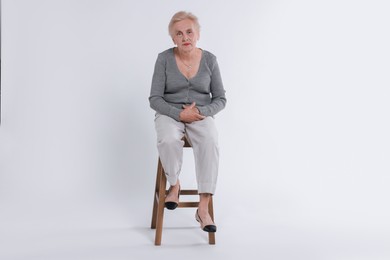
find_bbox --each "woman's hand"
[179,102,205,123]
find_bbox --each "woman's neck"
[176,47,198,61]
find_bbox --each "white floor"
[1,192,389,260]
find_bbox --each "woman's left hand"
[180,102,205,123]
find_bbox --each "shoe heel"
[195,210,201,223]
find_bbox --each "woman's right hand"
[179,102,205,123]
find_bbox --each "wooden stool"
[151,137,216,245]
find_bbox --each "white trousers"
[154,113,219,194]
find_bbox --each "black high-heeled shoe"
[195,209,217,233]
[164,186,180,210]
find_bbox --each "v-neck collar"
[172,47,204,81]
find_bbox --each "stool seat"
[151,137,216,245]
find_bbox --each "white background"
[1,0,389,259]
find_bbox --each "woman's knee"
[157,133,183,147]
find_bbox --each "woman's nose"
[182,34,190,41]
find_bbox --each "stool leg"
[151,159,162,229]
[155,159,167,246]
[208,196,216,245]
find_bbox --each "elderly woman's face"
[172,19,199,52]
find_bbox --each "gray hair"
[168,11,201,37]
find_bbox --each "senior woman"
[149,11,226,233]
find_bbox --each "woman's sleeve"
[197,57,227,117]
[149,54,182,121]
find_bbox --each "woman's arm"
[149,53,182,121]
[197,58,227,117]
